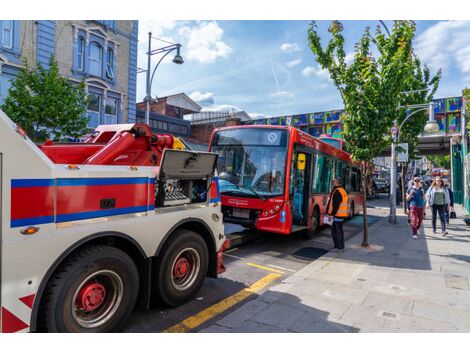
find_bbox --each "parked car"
[374,178,390,193]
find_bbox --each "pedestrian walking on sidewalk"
[426,176,450,236]
[326,178,350,252]
[406,177,426,239]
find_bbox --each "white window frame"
[106,47,114,80]
[89,42,103,76]
[77,35,85,71]
[1,20,13,49]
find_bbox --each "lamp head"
[172,45,184,64]
[424,102,439,134]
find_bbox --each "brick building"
[136,93,201,119]
[0,20,138,125]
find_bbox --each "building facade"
[136,93,201,119]
[0,20,138,126]
[250,96,463,139]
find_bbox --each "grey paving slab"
[362,291,415,315]
[294,293,353,319]
[381,313,462,333]
[214,299,268,329]
[425,288,470,310]
[445,274,469,290]
[198,324,233,333]
[412,301,470,326]
[337,304,387,332]
[231,320,288,333]
[248,301,309,330]
[320,284,368,304]
[288,310,357,333]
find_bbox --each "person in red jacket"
[326,178,350,252]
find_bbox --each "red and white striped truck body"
[0,109,225,332]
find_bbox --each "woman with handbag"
[426,176,450,236]
[406,177,426,239]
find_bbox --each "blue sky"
[136,20,470,118]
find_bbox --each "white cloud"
[189,91,215,106]
[415,21,470,78]
[179,21,232,63]
[269,91,294,100]
[201,104,240,112]
[301,66,315,77]
[302,66,331,81]
[286,59,301,68]
[345,52,355,65]
[280,42,301,52]
[249,113,271,119]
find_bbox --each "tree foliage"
[427,155,450,169]
[1,56,89,141]
[308,21,439,245]
[308,21,433,162]
[397,56,441,160]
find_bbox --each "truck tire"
[40,245,139,332]
[156,230,209,307]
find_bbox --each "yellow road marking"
[164,273,282,333]
[245,262,285,274]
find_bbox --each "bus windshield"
[211,128,288,198]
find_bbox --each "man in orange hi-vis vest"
[326,178,350,252]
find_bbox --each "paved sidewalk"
[201,202,470,333]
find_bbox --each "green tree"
[396,55,441,211]
[1,56,89,141]
[427,155,450,169]
[308,21,419,246]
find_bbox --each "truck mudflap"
[217,247,226,274]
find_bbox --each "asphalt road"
[122,198,386,332]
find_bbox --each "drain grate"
[292,247,328,261]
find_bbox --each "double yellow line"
[164,263,284,333]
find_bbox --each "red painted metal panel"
[57,184,148,215]
[11,186,54,220]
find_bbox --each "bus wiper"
[246,186,266,201]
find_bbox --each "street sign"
[390,126,398,137]
[397,142,408,163]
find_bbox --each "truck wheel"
[40,245,139,332]
[304,208,320,239]
[156,230,209,307]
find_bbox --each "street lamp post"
[389,100,440,223]
[143,32,184,126]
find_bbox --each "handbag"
[450,210,457,219]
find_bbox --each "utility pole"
[145,32,152,126]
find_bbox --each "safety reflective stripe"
[327,188,350,218]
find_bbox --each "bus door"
[290,148,312,225]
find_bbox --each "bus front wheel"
[305,208,320,239]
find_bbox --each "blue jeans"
[431,204,446,232]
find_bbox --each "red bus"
[209,125,364,237]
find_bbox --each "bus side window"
[351,167,361,192]
[345,165,351,193]
[323,158,334,193]
[310,153,317,194]
[313,154,324,193]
